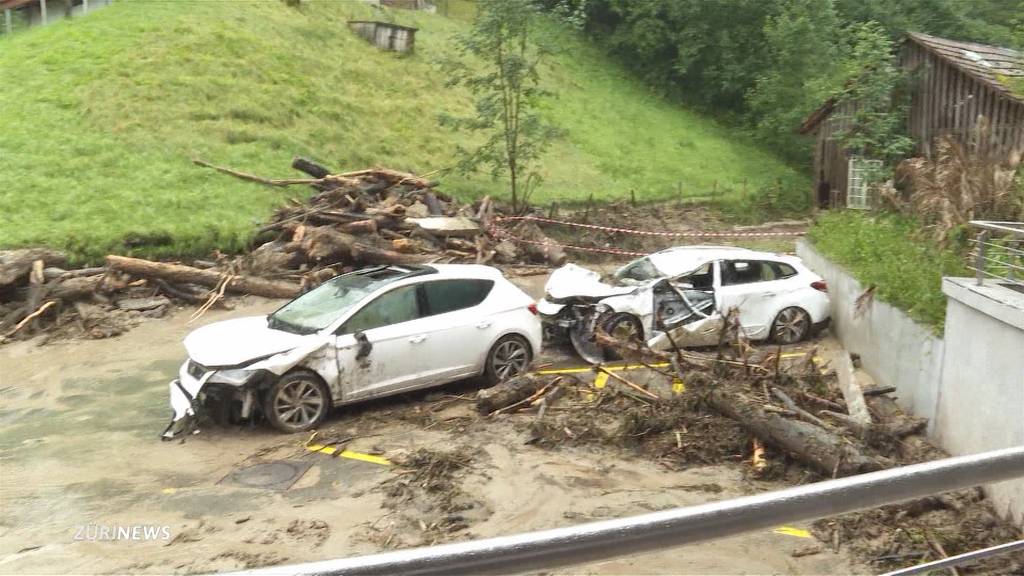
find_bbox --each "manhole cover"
[219,460,313,490]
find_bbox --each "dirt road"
[0,290,861,574]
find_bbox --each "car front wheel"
[264,370,331,433]
[484,335,532,385]
[772,307,811,344]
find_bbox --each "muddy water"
[0,297,861,574]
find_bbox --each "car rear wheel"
[264,370,330,433]
[772,307,811,344]
[484,335,532,385]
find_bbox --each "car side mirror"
[355,331,372,360]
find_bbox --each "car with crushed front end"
[164,264,542,437]
[537,246,830,363]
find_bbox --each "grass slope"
[0,0,806,262]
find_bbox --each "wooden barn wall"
[812,101,856,206]
[902,42,1024,161]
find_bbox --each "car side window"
[770,262,798,279]
[422,279,494,316]
[722,260,769,285]
[341,285,420,333]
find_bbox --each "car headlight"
[212,369,258,386]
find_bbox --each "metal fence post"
[976,229,989,285]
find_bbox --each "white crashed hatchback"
[538,246,830,363]
[165,264,542,437]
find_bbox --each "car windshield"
[614,257,660,282]
[267,270,404,335]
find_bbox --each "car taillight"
[527,303,539,316]
[811,281,828,292]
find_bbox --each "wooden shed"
[347,20,417,54]
[800,32,1024,209]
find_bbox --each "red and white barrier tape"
[492,215,805,238]
[487,215,804,257]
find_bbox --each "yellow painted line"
[306,444,391,466]
[593,372,609,389]
[161,488,178,495]
[537,362,670,375]
[672,379,686,394]
[773,526,813,538]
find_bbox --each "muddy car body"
[165,264,542,436]
[538,247,829,362]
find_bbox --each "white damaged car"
[164,264,542,437]
[537,246,830,363]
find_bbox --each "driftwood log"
[290,226,430,266]
[476,374,543,415]
[705,387,884,477]
[0,248,68,287]
[106,255,300,299]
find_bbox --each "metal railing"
[234,446,1024,576]
[970,220,1024,287]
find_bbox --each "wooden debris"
[106,256,299,299]
[835,352,873,428]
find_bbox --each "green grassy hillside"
[0,0,807,262]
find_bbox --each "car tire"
[772,307,811,344]
[263,370,331,434]
[484,335,533,385]
[600,312,643,359]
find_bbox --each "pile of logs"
[198,158,566,278]
[477,330,934,479]
[0,160,567,343]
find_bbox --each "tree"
[833,22,914,164]
[442,0,558,212]
[747,0,841,162]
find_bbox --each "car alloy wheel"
[773,307,810,344]
[489,336,531,382]
[268,373,328,432]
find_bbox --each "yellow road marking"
[305,444,391,466]
[672,379,686,394]
[161,488,178,495]
[537,362,671,375]
[593,372,609,389]
[773,526,812,538]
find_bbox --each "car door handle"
[476,321,493,329]
[408,334,427,344]
[763,292,777,297]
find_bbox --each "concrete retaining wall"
[797,240,1024,525]
[796,241,944,426]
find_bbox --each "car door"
[419,278,496,380]
[714,260,786,339]
[333,284,438,401]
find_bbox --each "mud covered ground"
[1,277,1020,575]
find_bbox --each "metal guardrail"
[881,538,1024,575]
[970,220,1024,287]
[235,446,1024,576]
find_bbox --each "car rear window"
[422,279,494,316]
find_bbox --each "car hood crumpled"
[184,316,311,368]
[544,263,637,301]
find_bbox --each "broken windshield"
[267,272,401,335]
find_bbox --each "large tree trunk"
[106,256,299,299]
[0,249,67,287]
[705,388,883,477]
